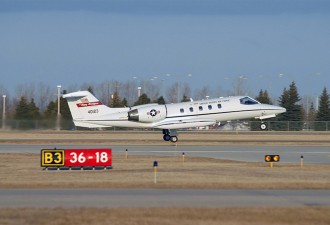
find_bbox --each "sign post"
[264,155,280,168]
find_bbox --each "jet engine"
[128,105,167,123]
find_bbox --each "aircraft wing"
[153,118,216,129]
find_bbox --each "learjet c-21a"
[63,91,286,142]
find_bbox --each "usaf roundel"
[150,109,157,117]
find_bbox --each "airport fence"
[1,119,330,131]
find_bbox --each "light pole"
[137,87,142,98]
[2,95,6,129]
[57,85,61,116]
[56,85,61,131]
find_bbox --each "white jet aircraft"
[63,91,286,142]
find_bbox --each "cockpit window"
[240,97,259,105]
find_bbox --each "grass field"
[1,207,330,225]
[1,154,329,189]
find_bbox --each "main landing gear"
[163,129,178,143]
[260,122,267,130]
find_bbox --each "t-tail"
[63,91,125,128]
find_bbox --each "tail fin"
[63,91,124,128]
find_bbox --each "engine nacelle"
[128,105,167,123]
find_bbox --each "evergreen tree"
[278,81,303,130]
[44,101,57,119]
[15,96,30,119]
[153,96,166,104]
[181,95,190,102]
[87,86,94,94]
[315,87,330,130]
[316,87,330,121]
[28,98,40,119]
[133,93,151,106]
[122,98,128,107]
[256,89,272,104]
[111,92,125,108]
[15,97,40,129]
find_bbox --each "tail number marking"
[88,109,99,114]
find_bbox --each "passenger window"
[218,104,222,109]
[199,106,203,111]
[180,108,184,113]
[189,107,193,112]
[208,105,212,110]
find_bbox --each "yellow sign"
[41,149,65,167]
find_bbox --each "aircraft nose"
[276,106,286,114]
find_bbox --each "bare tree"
[213,84,225,98]
[121,80,138,106]
[166,81,179,103]
[94,81,112,105]
[181,82,191,99]
[15,83,36,101]
[80,82,96,93]
[194,85,211,100]
[36,82,52,111]
[66,83,80,93]
[231,76,249,96]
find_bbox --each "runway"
[1,189,330,208]
[1,144,330,163]
[1,143,329,209]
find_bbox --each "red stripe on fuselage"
[77,101,102,107]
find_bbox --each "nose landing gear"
[260,122,267,130]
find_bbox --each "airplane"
[63,91,286,142]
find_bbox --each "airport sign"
[41,148,112,168]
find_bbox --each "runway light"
[264,155,280,162]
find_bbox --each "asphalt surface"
[1,189,330,208]
[1,144,330,163]
[1,144,330,208]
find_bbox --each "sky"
[0,0,329,102]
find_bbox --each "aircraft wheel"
[260,123,267,130]
[163,134,171,141]
[170,136,178,143]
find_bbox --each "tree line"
[1,80,330,130]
